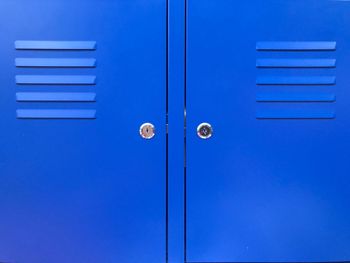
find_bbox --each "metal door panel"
[0,0,166,262]
[186,0,350,261]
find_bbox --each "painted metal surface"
[186,0,350,262]
[2,0,350,262]
[0,0,166,263]
[167,0,186,262]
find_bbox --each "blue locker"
[1,0,350,262]
[0,0,166,262]
[186,0,350,262]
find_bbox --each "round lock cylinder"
[197,123,213,139]
[139,123,155,139]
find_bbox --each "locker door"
[0,0,166,262]
[186,0,350,262]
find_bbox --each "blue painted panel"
[167,0,186,262]
[187,0,350,262]
[0,0,166,263]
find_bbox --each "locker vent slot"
[256,41,336,51]
[15,40,97,120]
[16,75,96,85]
[256,59,336,68]
[16,92,96,102]
[15,41,96,50]
[17,110,96,119]
[256,76,336,85]
[15,58,96,68]
[256,41,336,120]
[256,110,335,119]
[256,92,336,102]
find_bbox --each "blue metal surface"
[3,0,350,262]
[0,0,166,262]
[186,0,350,262]
[167,0,186,262]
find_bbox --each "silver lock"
[140,123,155,139]
[197,123,213,139]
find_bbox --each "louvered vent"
[256,41,336,119]
[15,41,97,119]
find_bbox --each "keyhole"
[140,123,155,139]
[197,123,213,139]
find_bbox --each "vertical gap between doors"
[166,0,169,262]
[184,0,188,262]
